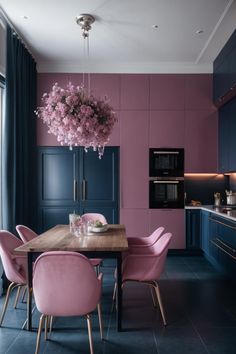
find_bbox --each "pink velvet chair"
[127,226,165,254]
[81,213,108,270]
[16,225,38,243]
[114,232,172,326]
[0,231,27,326]
[33,251,103,354]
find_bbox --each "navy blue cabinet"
[38,147,119,232]
[200,210,210,255]
[208,214,236,277]
[186,209,201,249]
[213,29,236,105]
[200,211,236,278]
[218,97,236,173]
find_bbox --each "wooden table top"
[15,224,129,253]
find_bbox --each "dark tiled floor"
[0,256,236,354]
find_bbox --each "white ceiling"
[0,0,235,73]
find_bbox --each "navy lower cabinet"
[186,209,201,250]
[200,210,210,255]
[200,211,236,278]
[38,147,119,232]
[209,215,236,277]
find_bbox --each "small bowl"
[91,224,108,233]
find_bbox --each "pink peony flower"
[36,82,117,158]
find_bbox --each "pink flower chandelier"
[36,14,117,158]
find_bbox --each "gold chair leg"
[22,305,36,330]
[97,303,103,340]
[86,314,94,354]
[21,286,27,303]
[49,316,54,334]
[112,282,117,302]
[44,315,49,340]
[111,282,117,311]
[13,285,22,309]
[154,282,167,326]
[150,285,157,308]
[0,282,17,326]
[35,314,45,354]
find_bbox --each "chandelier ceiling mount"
[76,14,95,38]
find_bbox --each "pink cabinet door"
[149,110,185,147]
[185,109,218,173]
[120,110,149,208]
[149,209,185,249]
[120,209,149,238]
[150,74,185,110]
[120,74,149,110]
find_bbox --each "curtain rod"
[0,6,36,61]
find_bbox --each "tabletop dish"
[91,224,108,233]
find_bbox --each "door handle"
[73,179,77,201]
[82,179,86,201]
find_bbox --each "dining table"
[14,224,128,332]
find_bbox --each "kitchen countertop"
[185,205,236,222]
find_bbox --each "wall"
[185,175,228,205]
[37,73,218,247]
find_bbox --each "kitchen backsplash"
[229,173,236,192]
[185,174,229,205]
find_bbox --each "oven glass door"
[149,149,184,177]
[149,180,184,208]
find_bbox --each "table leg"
[116,252,122,331]
[27,252,33,331]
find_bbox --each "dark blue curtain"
[2,25,37,233]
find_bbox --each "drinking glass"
[69,213,80,233]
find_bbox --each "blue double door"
[37,147,119,232]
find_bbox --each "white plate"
[91,224,108,233]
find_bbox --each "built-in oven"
[149,148,184,177]
[149,177,184,209]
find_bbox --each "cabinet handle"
[209,217,236,230]
[73,180,77,201]
[218,83,236,101]
[211,238,236,260]
[82,180,86,201]
[153,180,179,184]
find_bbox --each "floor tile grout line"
[184,311,211,354]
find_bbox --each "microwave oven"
[149,148,184,177]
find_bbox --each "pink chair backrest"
[33,251,102,317]
[146,226,165,246]
[82,213,107,224]
[123,232,172,282]
[0,231,26,284]
[147,232,172,280]
[16,225,38,243]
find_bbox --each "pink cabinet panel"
[120,110,149,208]
[120,74,149,110]
[120,209,149,238]
[185,110,218,173]
[149,110,185,147]
[185,74,213,110]
[90,74,120,110]
[149,209,185,249]
[150,75,185,110]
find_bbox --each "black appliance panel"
[149,148,184,177]
[149,179,184,209]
